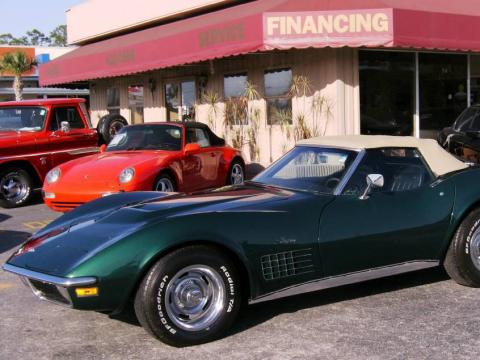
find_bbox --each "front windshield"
[0,107,47,132]
[107,124,182,151]
[453,107,480,132]
[252,146,358,194]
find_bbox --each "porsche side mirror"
[359,174,384,200]
[60,121,71,133]
[184,143,201,155]
[99,144,107,153]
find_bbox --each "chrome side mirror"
[359,174,384,200]
[60,121,71,133]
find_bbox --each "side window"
[264,68,293,125]
[224,73,248,125]
[50,107,85,131]
[343,148,434,195]
[185,128,210,147]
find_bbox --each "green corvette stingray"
[4,135,480,346]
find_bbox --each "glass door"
[128,85,144,124]
[165,80,196,122]
[419,53,467,139]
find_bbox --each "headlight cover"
[46,168,61,184]
[119,167,135,184]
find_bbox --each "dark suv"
[438,105,480,163]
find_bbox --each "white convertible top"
[298,135,469,176]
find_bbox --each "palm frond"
[0,50,37,76]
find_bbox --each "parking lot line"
[22,220,53,230]
[0,283,14,290]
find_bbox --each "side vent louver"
[261,248,314,280]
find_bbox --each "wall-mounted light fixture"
[148,78,157,95]
[209,59,215,75]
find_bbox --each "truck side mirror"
[60,121,71,133]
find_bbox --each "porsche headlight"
[46,168,61,184]
[119,167,135,184]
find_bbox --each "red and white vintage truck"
[0,98,127,208]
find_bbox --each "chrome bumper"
[2,263,97,307]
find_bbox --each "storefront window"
[359,51,415,136]
[419,53,467,139]
[470,55,480,105]
[224,73,247,98]
[106,87,120,115]
[128,85,144,124]
[165,81,196,122]
[265,68,292,125]
[223,73,248,125]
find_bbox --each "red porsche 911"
[42,122,245,212]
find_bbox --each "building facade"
[0,46,89,102]
[40,0,480,165]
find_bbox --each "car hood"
[58,150,172,184]
[7,184,330,275]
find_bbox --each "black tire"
[134,245,241,347]
[0,168,33,208]
[444,208,480,287]
[97,113,128,145]
[153,173,176,192]
[227,159,245,185]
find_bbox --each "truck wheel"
[134,245,241,347]
[97,114,128,145]
[0,168,33,208]
[444,208,480,287]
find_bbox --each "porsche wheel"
[0,168,33,208]
[134,245,241,347]
[227,160,244,185]
[154,174,176,192]
[444,208,480,287]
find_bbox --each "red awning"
[40,0,480,86]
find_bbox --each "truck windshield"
[0,107,47,132]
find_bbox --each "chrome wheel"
[470,227,480,271]
[0,172,28,203]
[164,265,225,332]
[155,177,175,192]
[230,163,244,185]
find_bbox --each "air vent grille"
[261,248,314,280]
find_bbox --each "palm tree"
[0,51,37,101]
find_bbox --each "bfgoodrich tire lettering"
[134,245,241,347]
[444,208,480,287]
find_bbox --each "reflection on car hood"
[6,184,299,275]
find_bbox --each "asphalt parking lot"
[1,194,480,360]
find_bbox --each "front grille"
[261,248,314,281]
[28,279,71,305]
[50,201,84,211]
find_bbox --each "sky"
[0,0,86,38]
